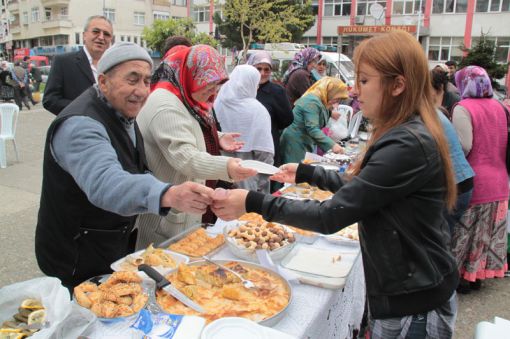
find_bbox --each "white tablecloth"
[78,222,366,339]
[209,220,366,339]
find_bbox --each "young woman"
[212,31,459,338]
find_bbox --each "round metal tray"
[157,259,292,327]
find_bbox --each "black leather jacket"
[246,117,458,319]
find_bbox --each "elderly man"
[35,42,214,289]
[43,15,113,115]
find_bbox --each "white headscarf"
[214,65,274,154]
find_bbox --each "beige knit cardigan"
[134,89,231,249]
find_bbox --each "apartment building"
[0,0,188,60]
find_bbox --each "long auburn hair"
[350,31,457,210]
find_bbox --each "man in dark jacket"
[43,15,113,115]
[36,42,214,289]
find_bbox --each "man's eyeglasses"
[256,67,271,73]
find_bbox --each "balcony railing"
[41,17,72,29]
[40,0,70,6]
[10,26,21,35]
[7,0,19,13]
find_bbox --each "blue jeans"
[405,314,427,339]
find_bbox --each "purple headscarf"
[283,47,321,84]
[455,65,493,99]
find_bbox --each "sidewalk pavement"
[0,104,509,338]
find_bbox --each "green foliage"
[217,0,315,59]
[459,32,508,88]
[142,18,218,55]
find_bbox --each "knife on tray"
[138,264,205,313]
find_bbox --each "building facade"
[190,0,509,85]
[0,0,188,60]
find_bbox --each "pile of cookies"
[227,221,295,252]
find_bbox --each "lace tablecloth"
[209,220,366,339]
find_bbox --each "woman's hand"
[331,110,340,120]
[227,158,257,181]
[331,143,344,154]
[219,132,245,152]
[211,189,249,221]
[270,163,298,184]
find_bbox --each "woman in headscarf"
[450,65,508,293]
[134,45,256,249]
[214,65,274,194]
[283,47,321,105]
[247,51,293,169]
[280,77,348,164]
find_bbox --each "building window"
[433,0,468,13]
[40,36,52,46]
[153,11,170,20]
[134,36,138,44]
[22,11,28,25]
[476,0,510,11]
[193,6,210,22]
[427,36,464,61]
[55,35,69,45]
[356,0,386,16]
[103,8,115,23]
[393,0,423,14]
[127,36,131,42]
[324,0,352,16]
[120,35,124,41]
[75,32,80,44]
[134,11,145,25]
[31,7,40,23]
[172,0,187,5]
[495,38,510,62]
[44,7,51,21]
[60,7,68,16]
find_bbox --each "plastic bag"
[0,277,73,338]
[327,115,349,142]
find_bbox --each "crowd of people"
[29,14,509,338]
[0,57,41,110]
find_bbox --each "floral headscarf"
[151,44,228,128]
[283,47,321,84]
[455,65,493,99]
[303,76,349,107]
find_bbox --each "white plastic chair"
[336,104,354,123]
[0,103,20,168]
[347,111,363,139]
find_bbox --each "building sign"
[14,48,30,57]
[338,25,417,34]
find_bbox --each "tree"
[459,32,508,89]
[217,0,314,62]
[142,18,218,55]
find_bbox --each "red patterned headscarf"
[151,44,228,128]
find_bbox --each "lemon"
[20,299,44,310]
[27,310,46,325]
